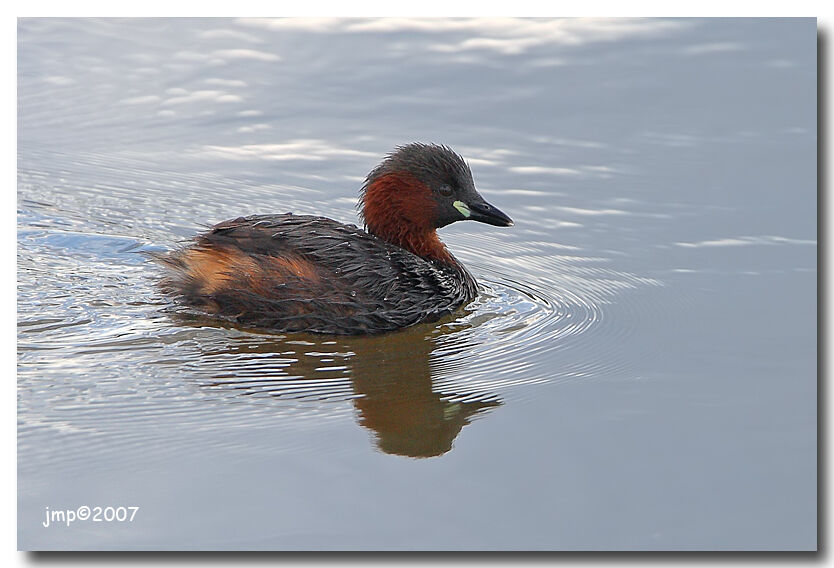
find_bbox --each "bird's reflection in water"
[192,319,501,458]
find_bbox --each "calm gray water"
[18,18,816,551]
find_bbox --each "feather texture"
[156,214,478,335]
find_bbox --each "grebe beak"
[467,199,514,227]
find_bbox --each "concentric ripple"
[162,234,662,410]
[419,234,662,399]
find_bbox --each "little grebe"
[158,143,513,334]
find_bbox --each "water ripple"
[17,160,663,463]
[152,233,661,414]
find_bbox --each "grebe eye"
[438,185,453,197]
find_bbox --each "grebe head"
[359,144,513,257]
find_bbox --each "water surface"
[18,18,816,550]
